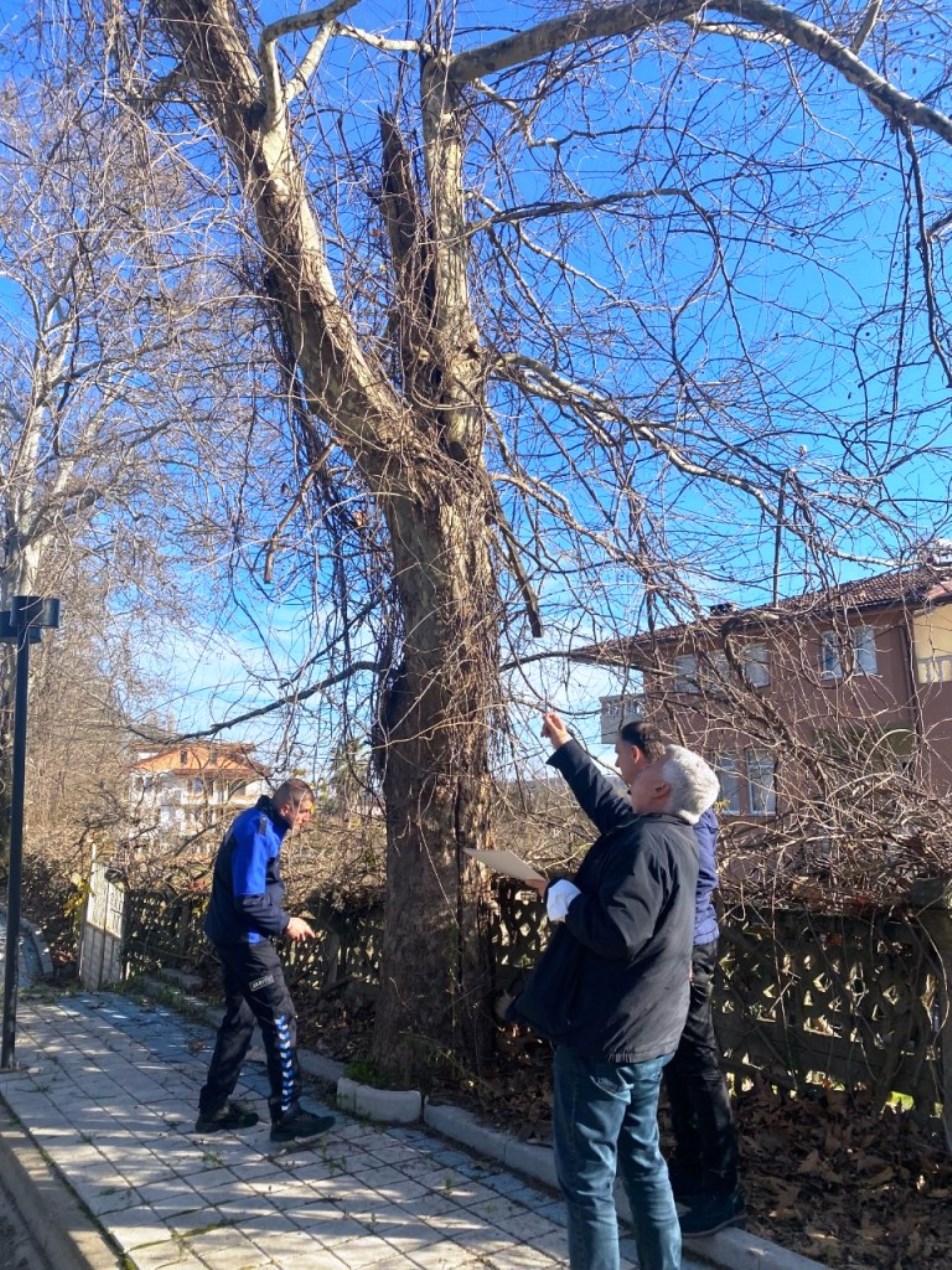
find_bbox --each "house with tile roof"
[572,554,952,828]
[129,742,270,845]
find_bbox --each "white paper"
[463,848,545,883]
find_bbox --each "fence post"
[910,878,952,1154]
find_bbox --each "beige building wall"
[913,606,952,684]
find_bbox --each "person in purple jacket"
[614,721,744,1237]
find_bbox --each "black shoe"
[194,1099,260,1133]
[270,1106,335,1143]
[679,1190,746,1237]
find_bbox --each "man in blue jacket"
[614,721,743,1237]
[195,778,334,1143]
[511,712,719,1270]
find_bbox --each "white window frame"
[740,642,770,688]
[745,748,777,816]
[673,653,699,694]
[708,651,731,691]
[714,753,742,815]
[820,626,877,679]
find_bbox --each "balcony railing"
[916,652,952,684]
[600,694,644,743]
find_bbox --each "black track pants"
[198,938,302,1123]
[662,940,739,1193]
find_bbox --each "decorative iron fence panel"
[107,879,950,1139]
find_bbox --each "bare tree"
[0,25,304,857]
[95,0,952,1080]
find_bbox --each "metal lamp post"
[0,595,60,1069]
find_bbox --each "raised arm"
[541,712,636,836]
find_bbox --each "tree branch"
[285,25,334,107]
[447,0,952,148]
[334,24,430,56]
[928,209,952,242]
[471,187,699,233]
[850,0,883,54]
[259,0,359,129]
[900,123,952,388]
[499,353,784,518]
[263,452,326,584]
[717,0,952,144]
[131,660,386,743]
[448,2,697,84]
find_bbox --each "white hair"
[658,745,719,825]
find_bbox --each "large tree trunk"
[373,482,499,1084]
[159,0,500,1081]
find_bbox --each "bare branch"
[900,123,952,388]
[850,0,883,54]
[683,18,786,44]
[259,0,359,128]
[258,1,359,48]
[471,188,695,232]
[285,25,334,107]
[129,62,187,114]
[927,209,952,242]
[133,661,385,743]
[447,2,697,84]
[717,0,952,144]
[448,0,952,148]
[334,24,430,56]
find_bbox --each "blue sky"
[2,1,950,773]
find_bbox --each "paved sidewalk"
[0,990,715,1270]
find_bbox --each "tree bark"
[158,0,499,1081]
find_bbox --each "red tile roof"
[571,560,952,667]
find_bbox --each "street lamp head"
[11,595,60,630]
[0,599,60,644]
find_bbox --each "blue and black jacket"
[204,796,291,945]
[693,807,720,947]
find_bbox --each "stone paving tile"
[400,1239,491,1269]
[184,1222,276,1269]
[127,1245,199,1270]
[78,1179,146,1216]
[107,1207,180,1254]
[1,992,714,1270]
[137,1180,209,1220]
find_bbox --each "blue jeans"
[553,1046,680,1270]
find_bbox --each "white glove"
[546,878,581,923]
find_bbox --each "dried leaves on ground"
[300,1001,951,1269]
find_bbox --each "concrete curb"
[142,969,824,1270]
[337,1075,423,1123]
[0,905,54,979]
[0,1102,123,1269]
[422,1104,822,1269]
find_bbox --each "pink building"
[574,560,952,828]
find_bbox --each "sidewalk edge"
[0,1099,124,1270]
[138,972,824,1270]
[421,1102,824,1270]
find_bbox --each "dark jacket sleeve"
[563,826,672,961]
[547,739,636,837]
[694,809,719,903]
[230,818,290,938]
[691,807,720,945]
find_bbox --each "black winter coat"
[509,740,698,1064]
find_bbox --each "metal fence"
[79,873,952,1144]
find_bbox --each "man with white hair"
[509,712,719,1270]
[614,720,743,1237]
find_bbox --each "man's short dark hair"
[617,720,665,762]
[272,778,314,808]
